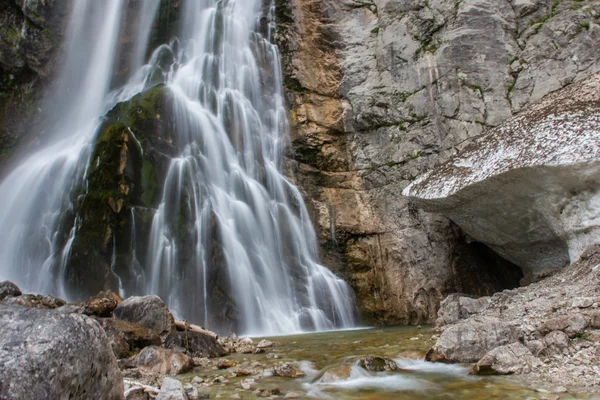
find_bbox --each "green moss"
[283,78,307,93]
[371,26,380,34]
[141,159,158,206]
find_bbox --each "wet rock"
[319,365,352,383]
[427,317,520,363]
[355,356,400,372]
[257,339,273,348]
[0,281,21,301]
[217,359,237,369]
[157,377,188,400]
[0,304,123,399]
[165,331,227,358]
[133,346,193,375]
[284,392,303,399]
[471,342,542,375]
[272,363,305,378]
[99,318,161,355]
[84,290,123,317]
[241,378,256,390]
[2,293,66,309]
[114,295,175,336]
[436,294,490,326]
[125,386,150,400]
[397,350,426,359]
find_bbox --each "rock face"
[273,0,600,324]
[0,0,71,162]
[404,73,600,273]
[0,304,123,400]
[113,295,175,336]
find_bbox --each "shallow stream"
[182,326,593,399]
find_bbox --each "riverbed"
[179,326,594,399]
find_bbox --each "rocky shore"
[427,245,600,394]
[0,284,311,400]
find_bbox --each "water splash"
[0,0,357,336]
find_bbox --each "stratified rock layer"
[404,73,600,272]
[0,304,124,400]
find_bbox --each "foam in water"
[0,0,357,336]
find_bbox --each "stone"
[590,311,600,329]
[0,304,123,400]
[133,346,193,375]
[84,290,123,317]
[319,365,353,383]
[543,314,588,338]
[272,363,305,378]
[572,297,594,309]
[257,339,273,348]
[0,281,21,301]
[2,293,66,309]
[471,342,542,375]
[113,295,175,336]
[217,359,237,369]
[125,386,150,400]
[165,331,227,358]
[284,392,303,399]
[427,317,521,363]
[98,318,161,356]
[436,294,489,326]
[240,378,255,390]
[403,74,600,274]
[355,356,400,372]
[542,331,570,355]
[525,340,546,357]
[157,377,188,400]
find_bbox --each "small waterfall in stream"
[0,0,357,335]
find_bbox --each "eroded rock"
[0,281,21,301]
[0,304,123,400]
[114,295,175,336]
[132,346,193,375]
[164,331,226,358]
[471,342,542,375]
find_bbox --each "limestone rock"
[318,365,353,383]
[113,295,175,336]
[436,294,490,326]
[84,290,123,317]
[542,331,570,356]
[471,342,542,375]
[156,377,188,400]
[2,293,66,309]
[543,314,588,338]
[272,363,305,378]
[0,281,21,301]
[0,304,123,400]
[426,317,521,363]
[133,346,193,375]
[355,356,400,372]
[403,74,600,273]
[164,331,227,358]
[98,318,161,358]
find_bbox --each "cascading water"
[0,0,357,335]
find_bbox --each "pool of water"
[181,326,593,399]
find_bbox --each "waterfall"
[0,0,357,336]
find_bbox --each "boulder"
[3,293,66,309]
[0,304,123,399]
[471,342,542,375]
[156,377,187,400]
[542,331,570,355]
[319,365,353,383]
[84,290,123,317]
[426,317,521,363]
[113,295,175,336]
[403,73,600,273]
[0,281,21,301]
[133,346,193,375]
[355,356,400,372]
[436,294,490,326]
[99,318,161,356]
[272,363,305,378]
[164,331,227,358]
[543,314,588,338]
